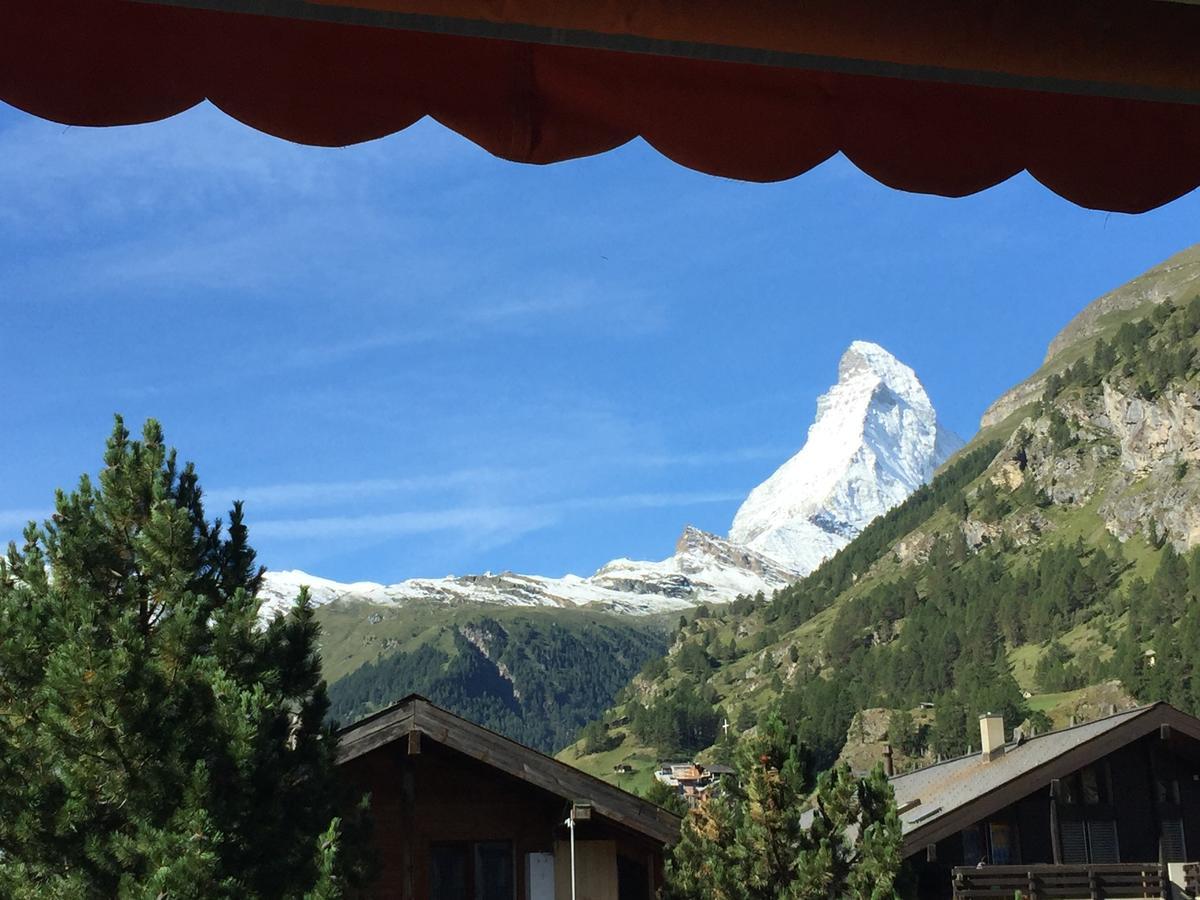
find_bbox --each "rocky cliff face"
[729,341,962,574]
[959,285,1200,567]
[565,249,1200,786]
[1002,380,1200,551]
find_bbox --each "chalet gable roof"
[335,694,681,846]
[893,702,1200,857]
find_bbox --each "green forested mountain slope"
[562,246,1200,786]
[318,602,668,752]
[981,243,1200,428]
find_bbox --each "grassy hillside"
[564,278,1200,784]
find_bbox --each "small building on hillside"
[336,695,680,900]
[653,761,736,806]
[894,702,1200,899]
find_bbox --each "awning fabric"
[4,0,1200,212]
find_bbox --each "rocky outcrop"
[458,622,522,700]
[980,385,1047,431]
[891,531,936,566]
[1101,383,1200,472]
[984,377,1200,552]
[673,526,794,581]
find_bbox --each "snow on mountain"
[258,526,796,620]
[259,340,960,617]
[729,340,962,574]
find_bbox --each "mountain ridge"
[981,244,1200,429]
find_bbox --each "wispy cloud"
[205,467,521,513]
[205,441,777,517]
[273,278,664,371]
[0,103,466,233]
[252,505,553,542]
[251,489,743,542]
[0,509,47,534]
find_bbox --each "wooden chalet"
[893,702,1200,899]
[336,695,680,900]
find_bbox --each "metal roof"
[888,702,1200,856]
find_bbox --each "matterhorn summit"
[729,340,962,574]
[259,340,960,617]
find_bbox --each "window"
[988,822,1016,865]
[474,842,514,900]
[430,842,514,900]
[961,827,985,866]
[617,854,650,900]
[431,845,468,900]
[961,822,1019,865]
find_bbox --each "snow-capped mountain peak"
[728,341,962,574]
[259,340,961,617]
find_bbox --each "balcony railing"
[951,863,1169,899]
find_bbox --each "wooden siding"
[554,840,618,900]
[340,736,666,899]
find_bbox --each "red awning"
[4,0,1200,212]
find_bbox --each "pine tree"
[930,694,969,758]
[663,715,902,900]
[888,708,920,757]
[0,417,364,899]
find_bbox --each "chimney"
[980,713,1005,762]
[883,744,895,777]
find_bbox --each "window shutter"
[1061,820,1088,864]
[1162,819,1188,863]
[1087,820,1120,863]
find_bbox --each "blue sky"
[2,100,1198,582]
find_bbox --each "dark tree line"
[1043,295,1200,403]
[328,615,665,752]
[627,682,724,756]
[768,440,1002,629]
